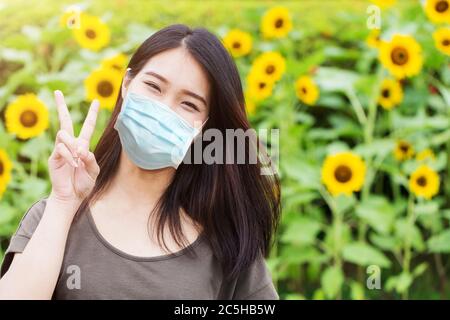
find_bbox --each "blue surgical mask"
[114,91,207,170]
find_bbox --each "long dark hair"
[77,24,281,281]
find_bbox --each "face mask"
[114,91,207,170]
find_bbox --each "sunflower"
[101,53,128,74]
[85,67,123,110]
[244,91,257,115]
[222,29,253,58]
[0,149,13,199]
[433,27,450,55]
[379,34,423,79]
[295,75,320,106]
[370,0,397,9]
[260,6,292,39]
[409,165,440,199]
[252,51,286,82]
[377,79,403,110]
[366,29,382,49]
[424,0,450,24]
[60,6,82,29]
[72,13,110,51]
[321,152,367,196]
[416,148,436,162]
[394,140,414,161]
[5,93,49,139]
[246,70,275,102]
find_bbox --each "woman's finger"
[77,147,99,180]
[79,99,100,144]
[54,90,74,136]
[55,129,78,158]
[52,143,78,168]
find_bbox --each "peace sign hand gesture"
[48,90,100,204]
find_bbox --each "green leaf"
[428,230,450,253]
[395,219,425,252]
[396,272,413,293]
[356,196,396,234]
[369,233,400,252]
[280,217,322,246]
[20,135,52,160]
[342,242,391,268]
[350,281,365,300]
[412,262,428,278]
[321,266,344,299]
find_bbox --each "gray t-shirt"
[0,197,279,300]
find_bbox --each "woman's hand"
[48,90,100,204]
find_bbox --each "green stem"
[346,88,367,126]
[402,193,415,300]
[320,187,343,299]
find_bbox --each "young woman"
[0,24,281,299]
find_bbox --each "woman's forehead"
[139,48,210,101]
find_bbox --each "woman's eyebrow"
[145,71,169,83]
[180,89,207,107]
[144,70,207,107]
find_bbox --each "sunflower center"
[97,80,114,97]
[417,176,427,187]
[435,0,449,13]
[391,47,409,66]
[382,89,390,98]
[443,39,450,46]
[400,144,410,153]
[266,65,275,74]
[20,110,38,128]
[85,29,97,39]
[0,161,3,175]
[275,18,284,28]
[232,42,241,49]
[259,82,266,89]
[301,87,307,94]
[334,165,352,183]
[68,17,77,27]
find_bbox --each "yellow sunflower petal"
[321,151,366,196]
[424,0,450,24]
[0,149,13,199]
[394,140,414,161]
[72,13,110,51]
[370,0,397,9]
[85,67,123,111]
[379,34,423,79]
[409,165,440,199]
[5,93,49,140]
[223,29,253,58]
[433,27,450,55]
[246,69,275,102]
[252,51,286,82]
[101,53,128,74]
[377,79,403,110]
[295,75,320,106]
[261,6,293,39]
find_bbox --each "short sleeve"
[0,197,48,278]
[233,252,279,300]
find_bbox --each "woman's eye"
[144,81,160,92]
[183,102,199,112]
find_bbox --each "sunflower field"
[1,0,450,300]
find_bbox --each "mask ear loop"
[192,117,209,138]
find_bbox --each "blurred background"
[0,0,449,299]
